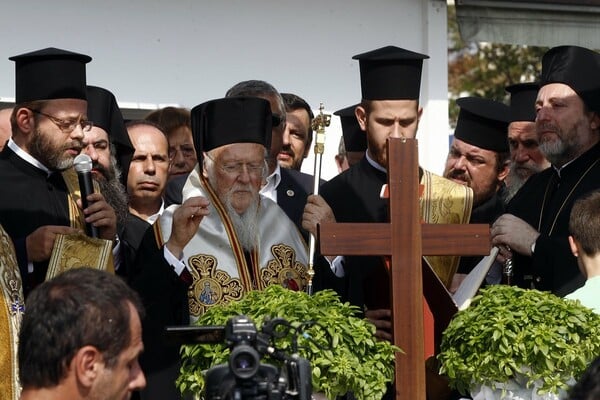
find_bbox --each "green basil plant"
[438,285,600,399]
[177,285,400,400]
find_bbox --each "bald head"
[0,108,13,150]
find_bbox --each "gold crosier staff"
[306,103,331,295]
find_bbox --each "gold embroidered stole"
[44,169,114,279]
[0,225,24,400]
[155,169,308,322]
[420,170,473,288]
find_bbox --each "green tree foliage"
[447,5,548,126]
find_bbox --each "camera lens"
[229,344,260,380]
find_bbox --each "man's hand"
[78,193,117,240]
[365,308,392,342]
[302,194,336,238]
[26,225,81,262]
[491,213,540,259]
[166,196,210,257]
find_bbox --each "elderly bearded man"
[131,96,308,399]
[504,82,550,203]
[492,45,600,295]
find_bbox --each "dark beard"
[96,176,129,226]
[29,128,79,171]
[94,157,129,226]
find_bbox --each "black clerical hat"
[191,97,272,155]
[454,97,509,152]
[10,47,91,103]
[352,45,429,101]
[540,45,600,113]
[334,104,366,152]
[87,85,134,185]
[506,82,539,123]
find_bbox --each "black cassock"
[130,225,191,400]
[508,142,600,296]
[0,146,72,295]
[316,156,391,311]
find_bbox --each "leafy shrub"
[438,285,600,396]
[177,285,400,400]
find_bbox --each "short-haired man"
[18,267,146,400]
[565,190,600,314]
[492,45,600,296]
[145,107,197,180]
[279,92,314,171]
[0,48,117,296]
[504,82,550,202]
[132,97,308,399]
[126,121,169,224]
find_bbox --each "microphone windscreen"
[73,154,93,173]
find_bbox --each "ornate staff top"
[306,103,331,295]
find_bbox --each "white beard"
[503,168,526,204]
[223,190,260,251]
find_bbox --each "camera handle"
[285,355,312,400]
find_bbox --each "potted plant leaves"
[438,285,600,400]
[177,285,400,400]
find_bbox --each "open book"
[452,246,499,310]
[423,246,499,351]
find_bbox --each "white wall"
[0,0,449,179]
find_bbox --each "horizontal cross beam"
[318,223,490,256]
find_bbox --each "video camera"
[168,315,312,400]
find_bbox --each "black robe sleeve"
[130,224,191,400]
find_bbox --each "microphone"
[73,154,99,238]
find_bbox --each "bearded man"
[492,46,600,296]
[83,85,133,226]
[0,48,117,297]
[441,97,510,286]
[131,96,308,400]
[504,82,550,203]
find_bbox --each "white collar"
[365,150,387,173]
[146,200,165,225]
[261,164,282,192]
[8,139,51,176]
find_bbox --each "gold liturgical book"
[46,233,114,280]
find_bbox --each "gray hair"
[225,80,285,114]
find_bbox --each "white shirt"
[260,164,282,203]
[146,200,165,225]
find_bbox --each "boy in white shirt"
[565,190,600,314]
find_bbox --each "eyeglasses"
[169,145,196,160]
[28,108,93,134]
[205,153,266,177]
[272,113,286,128]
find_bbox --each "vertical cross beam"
[319,138,490,399]
[387,138,425,399]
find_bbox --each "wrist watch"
[530,241,536,255]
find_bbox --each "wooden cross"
[318,138,490,400]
